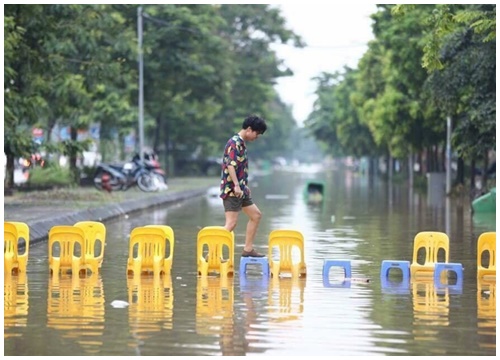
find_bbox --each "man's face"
[248,129,263,142]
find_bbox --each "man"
[220,114,267,257]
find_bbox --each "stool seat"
[239,256,269,277]
[380,260,410,283]
[323,259,352,280]
[434,262,463,288]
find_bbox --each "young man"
[220,114,267,257]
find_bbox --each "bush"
[28,164,73,188]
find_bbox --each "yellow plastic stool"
[48,225,86,276]
[5,221,30,273]
[410,231,449,278]
[197,226,234,277]
[477,232,496,280]
[145,225,175,274]
[268,229,307,278]
[74,221,106,273]
[127,226,168,277]
[4,222,20,275]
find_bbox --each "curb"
[24,187,211,247]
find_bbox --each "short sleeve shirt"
[219,134,249,199]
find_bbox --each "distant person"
[220,114,267,258]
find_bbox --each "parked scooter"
[93,158,157,192]
[133,152,168,188]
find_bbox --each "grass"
[5,176,219,205]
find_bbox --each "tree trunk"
[4,153,15,192]
[425,146,431,173]
[153,114,161,152]
[70,126,80,185]
[388,154,393,182]
[456,157,464,185]
[408,153,414,189]
[481,150,488,190]
[470,157,476,196]
[440,145,446,172]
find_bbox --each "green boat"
[472,187,496,213]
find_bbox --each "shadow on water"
[4,168,496,355]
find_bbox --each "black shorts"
[223,196,254,212]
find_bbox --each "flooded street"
[4,168,496,355]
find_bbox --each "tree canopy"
[305,4,495,187]
[4,4,303,186]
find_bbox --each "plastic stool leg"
[323,260,351,279]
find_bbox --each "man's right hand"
[233,184,244,198]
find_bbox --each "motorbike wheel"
[137,173,157,192]
[152,173,168,190]
[93,169,123,191]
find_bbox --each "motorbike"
[133,152,168,188]
[93,158,157,192]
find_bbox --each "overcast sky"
[271,3,378,126]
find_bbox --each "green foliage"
[59,138,92,158]
[305,68,379,158]
[305,4,494,187]
[28,164,73,188]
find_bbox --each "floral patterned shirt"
[219,133,249,199]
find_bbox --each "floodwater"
[4,168,496,356]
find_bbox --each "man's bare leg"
[224,211,239,232]
[242,204,262,252]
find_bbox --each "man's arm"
[227,165,243,198]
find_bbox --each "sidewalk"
[4,177,219,246]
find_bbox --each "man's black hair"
[242,114,267,134]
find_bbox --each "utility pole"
[446,116,452,195]
[137,6,145,162]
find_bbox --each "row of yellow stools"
[4,221,495,284]
[4,221,109,277]
[4,221,307,279]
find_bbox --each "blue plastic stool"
[239,256,269,277]
[380,260,410,283]
[323,259,352,280]
[434,262,463,288]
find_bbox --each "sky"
[271,3,378,126]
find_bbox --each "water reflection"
[267,276,305,323]
[477,279,496,350]
[411,280,450,341]
[4,272,29,339]
[127,274,174,344]
[196,276,234,335]
[47,274,105,354]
